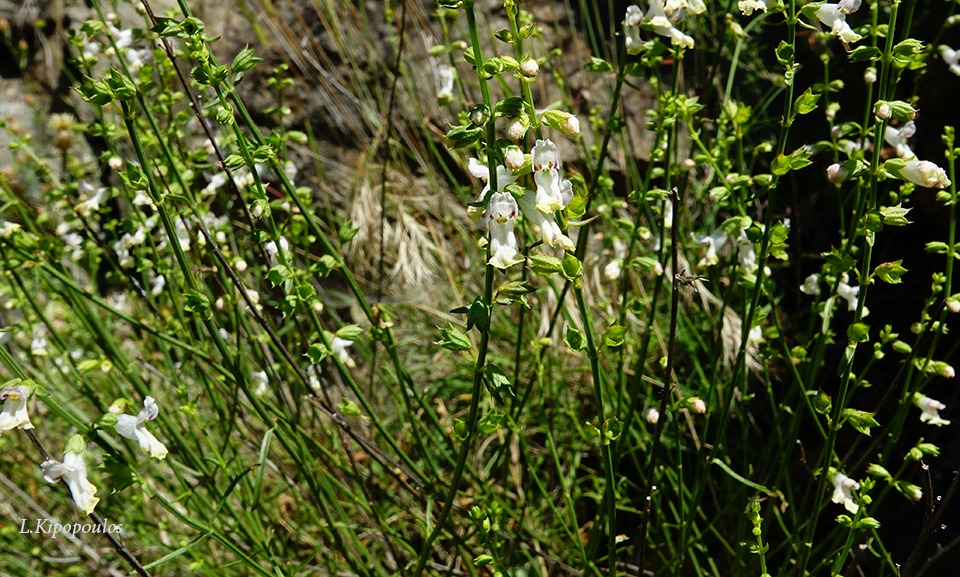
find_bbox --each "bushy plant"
[1,0,959,575]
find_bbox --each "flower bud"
[470,104,489,127]
[826,163,849,184]
[504,146,525,172]
[864,67,877,84]
[645,407,660,424]
[541,110,581,137]
[519,57,539,78]
[505,118,528,142]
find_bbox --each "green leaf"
[841,408,880,436]
[530,254,564,275]
[847,322,870,343]
[338,220,359,244]
[466,297,489,332]
[775,41,794,68]
[483,364,514,402]
[435,324,472,352]
[873,260,907,284]
[561,253,583,281]
[879,203,912,226]
[794,88,821,115]
[445,124,483,148]
[150,17,184,37]
[848,46,881,62]
[564,327,585,351]
[588,57,613,73]
[335,324,363,341]
[338,398,362,417]
[183,290,211,319]
[306,343,329,364]
[604,323,628,350]
[822,248,855,275]
[231,46,262,73]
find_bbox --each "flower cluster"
[624,0,704,52]
[471,139,575,270]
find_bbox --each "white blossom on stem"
[0,383,34,432]
[914,393,951,427]
[41,435,100,515]
[115,396,168,460]
[830,471,860,514]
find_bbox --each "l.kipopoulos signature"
[19,518,123,539]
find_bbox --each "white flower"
[532,139,567,214]
[815,3,862,44]
[518,189,575,252]
[436,65,456,103]
[31,324,48,357]
[41,435,100,515]
[899,159,951,189]
[115,396,168,460]
[692,228,728,267]
[689,398,706,414]
[837,273,867,316]
[0,221,21,238]
[150,273,166,296]
[645,407,660,424]
[830,471,860,514]
[252,370,269,396]
[914,393,951,426]
[0,384,34,431]
[265,236,290,267]
[737,0,772,16]
[504,147,525,172]
[624,5,644,55]
[486,192,526,269]
[939,45,960,76]
[647,0,696,48]
[884,121,916,158]
[800,273,821,296]
[467,161,518,220]
[75,183,111,218]
[332,337,356,368]
[736,228,758,274]
[604,259,623,281]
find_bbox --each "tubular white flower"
[115,396,168,460]
[518,190,575,252]
[800,273,821,296]
[939,45,960,76]
[836,273,869,316]
[41,436,100,515]
[737,0,771,16]
[532,140,567,214]
[736,228,758,274]
[883,121,916,158]
[486,192,525,269]
[899,159,951,189]
[914,393,951,426]
[692,228,728,267]
[467,162,518,220]
[830,472,860,514]
[624,6,644,55]
[436,65,455,103]
[331,337,356,368]
[815,3,862,44]
[0,384,34,431]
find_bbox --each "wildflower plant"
[0,0,959,576]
